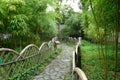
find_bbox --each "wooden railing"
[72,37,88,80]
[0,38,56,79]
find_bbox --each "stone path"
[34,43,73,80]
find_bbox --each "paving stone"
[51,75,57,79]
[36,77,44,80]
[54,67,59,71]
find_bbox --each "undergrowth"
[82,40,120,80]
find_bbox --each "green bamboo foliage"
[81,0,120,79]
[0,0,58,48]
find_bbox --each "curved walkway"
[34,43,73,80]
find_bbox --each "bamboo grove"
[0,0,120,79]
[81,0,120,79]
[0,0,62,49]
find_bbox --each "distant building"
[0,33,12,40]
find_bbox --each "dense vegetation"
[0,0,120,79]
[82,40,120,80]
[80,0,120,80]
[61,0,120,79]
[0,0,61,49]
[61,13,83,38]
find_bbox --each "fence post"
[78,37,82,69]
[78,45,81,69]
[73,51,79,80]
